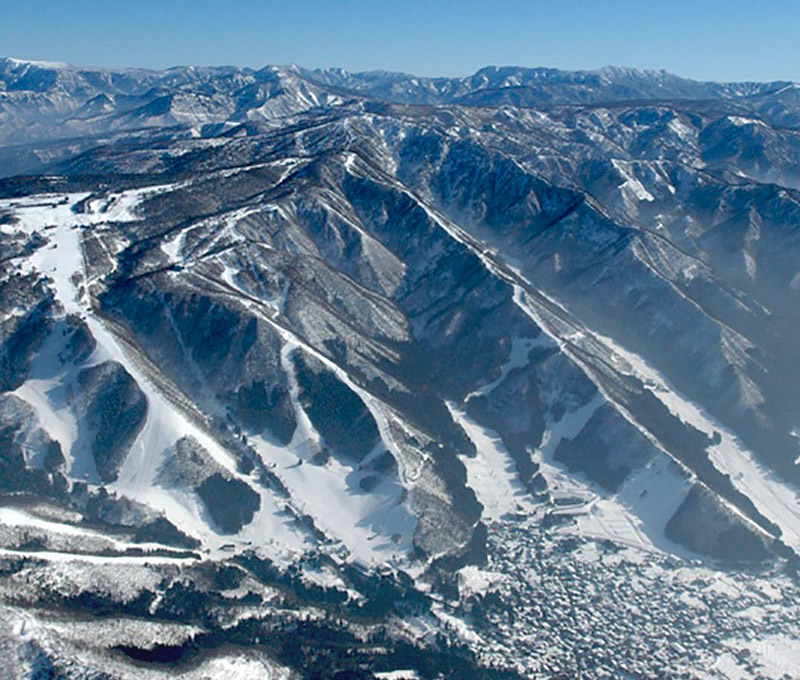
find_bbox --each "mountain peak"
[1,55,69,69]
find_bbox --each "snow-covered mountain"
[2,57,800,679]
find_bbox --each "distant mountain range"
[2,56,800,176]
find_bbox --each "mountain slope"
[2,58,800,680]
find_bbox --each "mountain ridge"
[3,55,794,90]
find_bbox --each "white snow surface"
[0,188,424,568]
[592,331,800,552]
[1,604,293,680]
[530,391,693,556]
[447,402,532,522]
[612,159,655,203]
[0,547,196,566]
[374,671,421,680]
[394,194,700,555]
[458,565,506,597]
[0,507,181,556]
[242,338,417,566]
[466,335,555,402]
[572,455,695,556]
[1,191,310,562]
[721,635,800,680]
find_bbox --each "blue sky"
[3,0,798,82]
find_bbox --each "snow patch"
[240,339,417,567]
[466,335,554,401]
[446,403,531,522]
[592,331,800,552]
[1,191,311,560]
[612,159,655,203]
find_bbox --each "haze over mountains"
[1,57,800,679]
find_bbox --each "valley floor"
[454,517,800,680]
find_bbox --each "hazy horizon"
[3,55,798,89]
